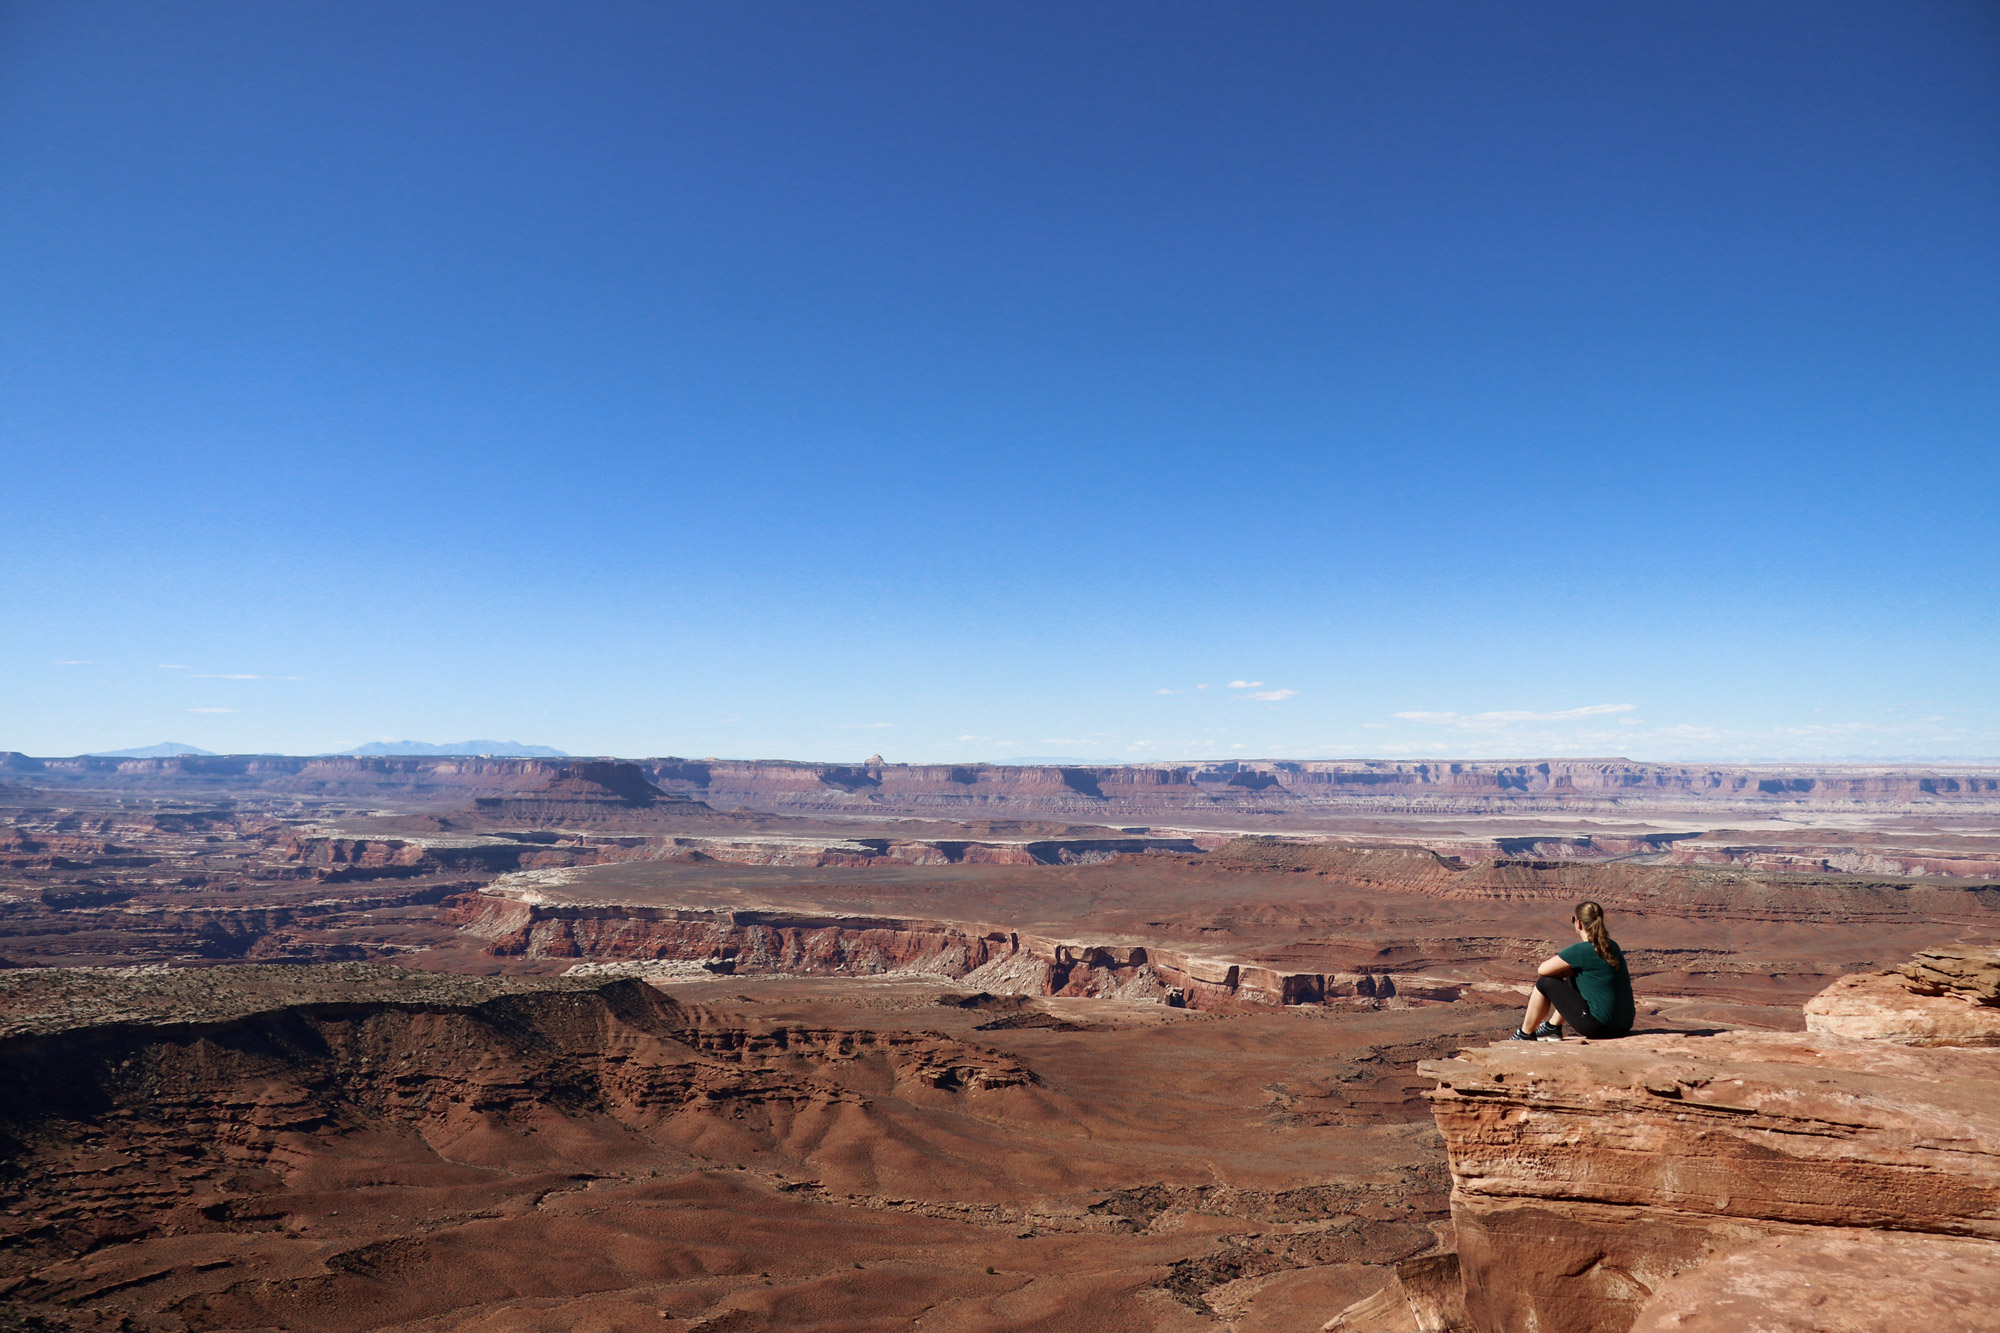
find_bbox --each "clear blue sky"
[3,2,1995,763]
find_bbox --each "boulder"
[1803,968,2000,1047]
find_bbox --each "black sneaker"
[1507,1028,1535,1041]
[1533,1022,1564,1041]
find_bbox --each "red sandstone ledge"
[1394,950,2000,1333]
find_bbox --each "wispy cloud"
[1155,687,1178,695]
[838,722,894,729]
[1245,688,1298,702]
[1394,703,1636,729]
[156,663,188,669]
[55,660,92,666]
[184,673,302,680]
[188,707,238,714]
[1227,680,1263,689]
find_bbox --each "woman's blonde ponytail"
[1574,900,1622,969]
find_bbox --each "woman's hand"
[1536,953,1574,978]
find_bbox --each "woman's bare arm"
[1536,953,1574,978]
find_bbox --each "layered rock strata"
[1418,949,2000,1333]
[450,890,1463,1011]
[645,759,2000,814]
[11,751,1998,818]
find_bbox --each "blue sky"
[3,2,1995,763]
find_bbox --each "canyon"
[2,753,1996,1330]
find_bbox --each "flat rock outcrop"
[463,760,714,825]
[1419,949,2000,1332]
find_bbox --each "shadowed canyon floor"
[3,756,1996,1330]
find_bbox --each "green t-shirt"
[1559,939,1635,1034]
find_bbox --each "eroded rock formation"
[450,889,1445,1011]
[0,964,1038,1324]
[1804,946,2000,1047]
[1414,948,2000,1333]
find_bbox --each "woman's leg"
[1535,975,1612,1039]
[1520,986,1555,1036]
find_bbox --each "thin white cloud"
[838,722,894,729]
[55,660,92,665]
[156,663,188,669]
[1227,680,1263,689]
[1155,687,1178,695]
[188,707,238,714]
[1196,683,1211,690]
[1393,703,1636,729]
[1245,689,1298,702]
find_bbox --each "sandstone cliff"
[449,887,1446,1012]
[1401,949,2000,1333]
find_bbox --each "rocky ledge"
[1385,947,2000,1333]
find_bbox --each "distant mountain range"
[338,740,569,757]
[88,742,219,758]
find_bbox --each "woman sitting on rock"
[1512,900,1634,1041]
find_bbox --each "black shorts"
[1536,974,1626,1039]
